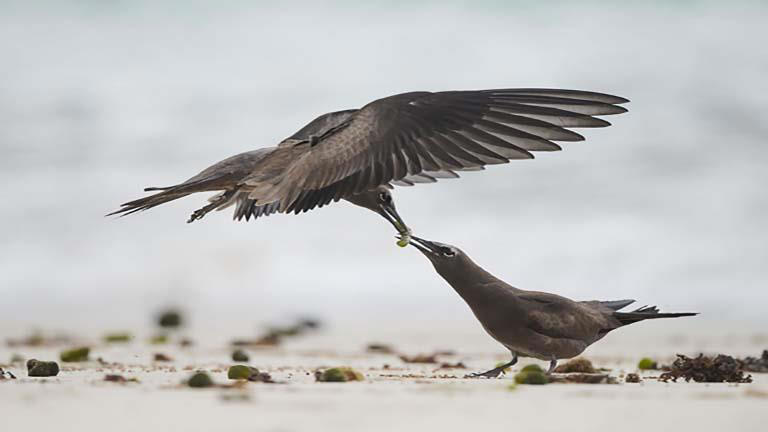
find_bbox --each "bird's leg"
[465,354,518,379]
[187,190,234,223]
[546,356,558,375]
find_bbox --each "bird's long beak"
[407,235,441,256]
[378,200,410,236]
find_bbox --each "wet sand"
[1,325,765,432]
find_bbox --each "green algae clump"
[149,334,169,345]
[315,367,364,382]
[637,357,657,370]
[60,347,90,362]
[27,359,60,377]
[520,364,544,373]
[514,369,548,385]
[231,349,249,362]
[187,371,214,388]
[104,332,133,343]
[228,365,258,380]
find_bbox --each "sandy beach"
[2,322,765,432]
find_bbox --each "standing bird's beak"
[404,235,441,256]
[377,200,411,246]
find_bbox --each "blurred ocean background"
[1,1,766,347]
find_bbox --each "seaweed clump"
[187,371,214,388]
[103,333,132,343]
[554,358,597,374]
[659,354,752,383]
[315,367,364,382]
[637,357,658,370]
[741,350,768,373]
[514,364,548,385]
[157,309,183,328]
[231,349,249,362]
[60,347,90,362]
[228,365,274,383]
[228,365,258,380]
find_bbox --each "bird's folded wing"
[519,292,598,340]
[245,88,628,211]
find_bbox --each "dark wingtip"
[612,95,630,104]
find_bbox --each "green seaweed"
[60,347,90,362]
[157,310,182,328]
[520,364,544,373]
[104,332,133,343]
[231,349,249,362]
[187,371,214,388]
[228,365,258,380]
[149,334,169,345]
[315,367,364,382]
[514,370,548,385]
[637,357,657,370]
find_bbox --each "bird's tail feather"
[599,299,635,311]
[614,305,698,326]
[107,175,226,218]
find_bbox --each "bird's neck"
[436,258,512,306]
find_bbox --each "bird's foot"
[546,357,558,375]
[464,367,505,379]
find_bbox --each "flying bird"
[405,236,697,377]
[109,88,628,241]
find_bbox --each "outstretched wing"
[244,88,629,211]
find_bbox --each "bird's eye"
[378,192,390,203]
[442,248,456,257]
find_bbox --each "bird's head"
[346,186,409,236]
[405,235,469,271]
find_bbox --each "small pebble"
[625,373,641,383]
[27,359,60,377]
[153,353,173,362]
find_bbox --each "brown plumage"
[109,88,628,233]
[406,236,697,377]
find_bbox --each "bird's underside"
[109,88,629,222]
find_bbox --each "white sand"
[1,325,765,432]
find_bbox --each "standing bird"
[109,88,628,241]
[405,236,697,377]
